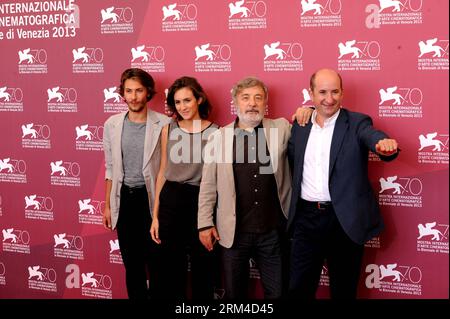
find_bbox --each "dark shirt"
[232,119,283,233]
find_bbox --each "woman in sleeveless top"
[150,76,219,299]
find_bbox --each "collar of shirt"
[311,108,341,129]
[233,117,263,135]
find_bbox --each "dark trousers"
[288,200,364,299]
[222,229,283,299]
[116,184,160,300]
[157,181,219,299]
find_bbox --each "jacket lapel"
[263,118,281,176]
[115,113,127,177]
[262,118,272,161]
[223,122,235,192]
[329,109,348,177]
[296,122,312,182]
[143,110,160,169]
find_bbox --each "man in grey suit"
[198,77,292,299]
[287,68,399,299]
[102,68,171,299]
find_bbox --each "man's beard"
[128,102,146,113]
[236,107,263,128]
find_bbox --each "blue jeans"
[222,229,282,299]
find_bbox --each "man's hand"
[199,227,220,251]
[376,138,399,156]
[291,107,313,126]
[102,206,112,231]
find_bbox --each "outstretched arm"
[375,138,399,156]
[358,115,399,161]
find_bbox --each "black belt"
[300,198,333,210]
[121,184,146,194]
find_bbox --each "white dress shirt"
[301,109,340,202]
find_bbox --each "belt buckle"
[317,202,327,210]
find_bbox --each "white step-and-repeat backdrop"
[0,0,448,298]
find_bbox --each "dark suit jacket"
[287,109,398,245]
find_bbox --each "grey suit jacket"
[103,109,171,230]
[198,118,292,248]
